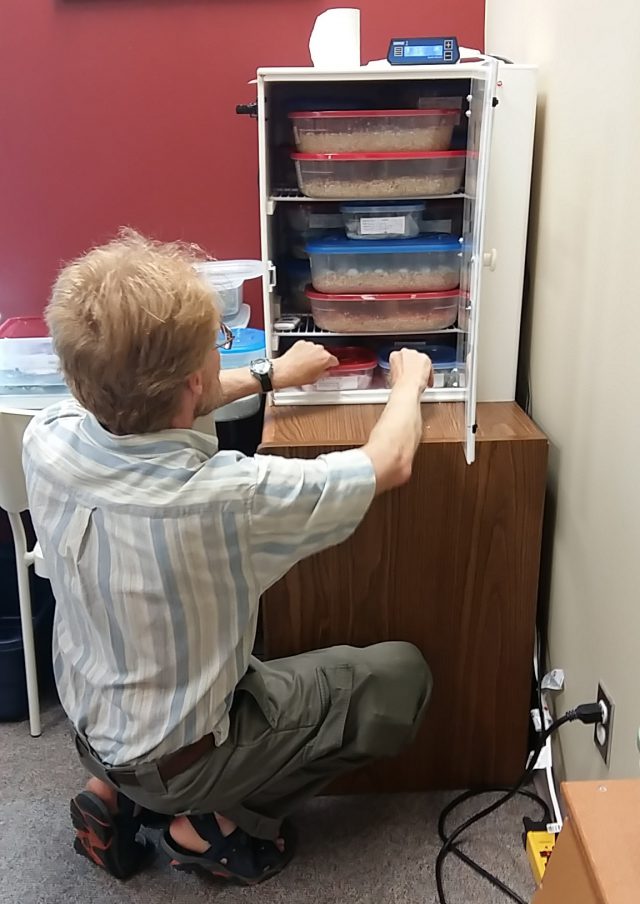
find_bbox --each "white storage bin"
[289,109,459,154]
[306,235,462,294]
[340,201,425,239]
[292,150,466,199]
[0,336,65,394]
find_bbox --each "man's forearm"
[217,368,262,407]
[362,382,424,494]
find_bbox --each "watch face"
[252,359,271,376]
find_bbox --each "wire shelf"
[273,314,466,338]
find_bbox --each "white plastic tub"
[302,346,377,391]
[341,201,425,240]
[305,288,459,333]
[292,151,466,199]
[0,336,65,394]
[194,260,262,318]
[306,235,462,294]
[289,109,459,154]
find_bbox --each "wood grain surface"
[260,401,548,790]
[261,401,546,448]
[534,781,640,904]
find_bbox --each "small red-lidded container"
[291,150,466,200]
[0,316,49,338]
[289,109,459,154]
[303,346,377,392]
[305,288,459,334]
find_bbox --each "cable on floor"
[435,703,604,904]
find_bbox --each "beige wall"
[486,0,640,778]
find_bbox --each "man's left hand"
[272,341,339,390]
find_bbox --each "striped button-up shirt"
[23,400,375,766]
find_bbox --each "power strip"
[526,829,556,884]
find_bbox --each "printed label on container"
[359,216,407,236]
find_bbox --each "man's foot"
[70,779,155,880]
[160,813,295,885]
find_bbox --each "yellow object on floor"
[527,830,556,885]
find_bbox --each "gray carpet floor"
[0,701,536,904]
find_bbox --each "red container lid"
[291,150,466,161]
[327,346,377,373]
[306,287,460,303]
[0,316,49,338]
[289,108,459,119]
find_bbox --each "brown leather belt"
[111,733,215,788]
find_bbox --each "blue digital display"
[404,44,443,59]
[388,37,458,65]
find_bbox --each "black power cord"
[438,788,551,904]
[436,703,603,904]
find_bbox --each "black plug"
[570,702,604,725]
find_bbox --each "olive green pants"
[75,642,432,840]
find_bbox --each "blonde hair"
[46,230,220,434]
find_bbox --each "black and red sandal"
[160,816,296,885]
[70,791,155,880]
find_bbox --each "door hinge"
[492,97,499,107]
[268,261,277,290]
[472,424,478,434]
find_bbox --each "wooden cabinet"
[260,401,548,791]
[533,781,640,904]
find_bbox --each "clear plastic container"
[305,288,459,334]
[306,235,461,294]
[340,201,425,240]
[194,260,262,318]
[0,318,66,395]
[285,203,343,232]
[292,151,466,199]
[303,346,377,391]
[279,259,312,312]
[378,342,465,388]
[289,109,459,154]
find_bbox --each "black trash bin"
[215,397,265,456]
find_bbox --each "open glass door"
[460,58,498,463]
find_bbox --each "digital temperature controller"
[387,37,460,65]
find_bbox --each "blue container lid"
[378,342,460,370]
[219,328,265,357]
[340,201,425,214]
[306,234,461,255]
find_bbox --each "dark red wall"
[0,1,484,322]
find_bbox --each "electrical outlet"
[594,683,614,765]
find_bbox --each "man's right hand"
[389,348,434,393]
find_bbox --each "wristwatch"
[249,357,274,393]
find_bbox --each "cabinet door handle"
[483,248,497,271]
